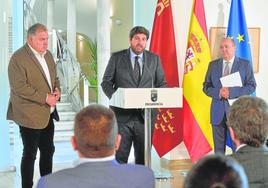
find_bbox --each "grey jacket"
[101,48,167,122]
[37,160,155,188]
[229,145,268,188]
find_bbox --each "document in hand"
[220,72,242,87]
[220,72,242,106]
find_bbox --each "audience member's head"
[183,154,248,188]
[71,104,121,158]
[227,96,268,147]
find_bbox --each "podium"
[109,87,183,168]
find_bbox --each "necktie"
[223,62,230,76]
[134,56,141,84]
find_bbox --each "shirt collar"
[129,48,143,61]
[235,144,247,152]
[223,56,235,64]
[73,155,115,167]
[28,43,47,58]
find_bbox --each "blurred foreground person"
[37,104,155,188]
[228,96,268,188]
[184,154,248,188]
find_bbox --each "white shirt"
[28,43,55,113]
[73,155,115,167]
[235,144,247,152]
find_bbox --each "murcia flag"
[150,0,183,157]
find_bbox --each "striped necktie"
[223,62,230,76]
[134,56,141,84]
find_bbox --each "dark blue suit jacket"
[203,57,256,125]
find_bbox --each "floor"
[0,141,192,188]
[0,141,78,188]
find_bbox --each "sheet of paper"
[228,99,237,106]
[220,72,242,106]
[220,72,242,87]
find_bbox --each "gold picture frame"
[209,27,260,73]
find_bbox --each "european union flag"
[226,0,254,151]
[227,0,252,66]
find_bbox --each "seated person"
[184,154,248,188]
[37,104,155,188]
[227,96,268,188]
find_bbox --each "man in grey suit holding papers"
[203,37,256,154]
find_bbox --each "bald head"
[220,37,236,61]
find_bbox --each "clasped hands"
[220,87,229,99]
[46,87,61,107]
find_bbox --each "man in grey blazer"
[7,23,61,188]
[101,26,167,165]
[227,96,268,188]
[37,104,155,188]
[203,37,256,154]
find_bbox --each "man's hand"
[220,87,229,99]
[53,87,61,101]
[46,94,57,107]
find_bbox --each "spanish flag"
[182,0,213,161]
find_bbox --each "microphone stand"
[143,60,173,180]
[143,58,154,168]
[144,108,152,167]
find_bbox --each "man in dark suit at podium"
[101,26,167,165]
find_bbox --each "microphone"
[142,59,157,102]
[141,58,154,89]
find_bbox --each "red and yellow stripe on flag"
[150,0,183,157]
[182,0,213,162]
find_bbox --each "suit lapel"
[24,44,52,89]
[230,57,239,74]
[217,59,224,78]
[140,51,148,83]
